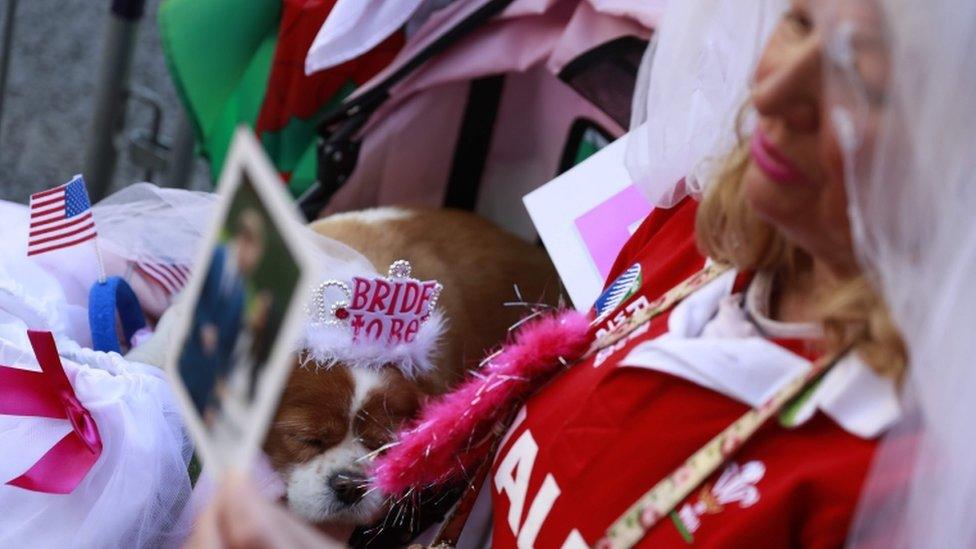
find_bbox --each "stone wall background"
[0,0,209,202]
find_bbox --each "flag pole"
[82,173,107,284]
[93,237,108,284]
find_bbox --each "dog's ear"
[381,366,424,417]
[264,360,356,467]
[352,367,423,451]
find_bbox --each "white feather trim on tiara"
[301,259,446,377]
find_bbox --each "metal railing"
[0,0,19,143]
[0,0,198,200]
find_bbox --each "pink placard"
[573,185,653,279]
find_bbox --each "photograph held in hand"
[168,128,317,474]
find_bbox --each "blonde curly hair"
[694,138,906,379]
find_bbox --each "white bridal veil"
[821,0,976,546]
[625,0,786,207]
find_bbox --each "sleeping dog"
[263,207,559,525]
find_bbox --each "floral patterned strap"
[588,262,730,356]
[598,350,847,549]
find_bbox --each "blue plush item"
[88,276,147,353]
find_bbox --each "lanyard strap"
[588,263,730,356]
[599,349,846,549]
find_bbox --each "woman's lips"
[749,129,808,185]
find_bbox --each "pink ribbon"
[0,330,102,494]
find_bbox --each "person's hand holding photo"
[186,474,349,549]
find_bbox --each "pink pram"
[300,0,664,240]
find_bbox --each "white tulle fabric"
[625,0,785,207]
[0,251,193,548]
[0,184,217,322]
[95,183,218,318]
[819,0,976,546]
[94,183,217,269]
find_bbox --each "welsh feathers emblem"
[672,461,766,542]
[593,263,642,320]
[710,461,765,508]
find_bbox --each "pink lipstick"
[749,129,807,185]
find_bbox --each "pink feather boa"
[371,310,591,495]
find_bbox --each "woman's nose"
[752,38,823,133]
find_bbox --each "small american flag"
[27,176,98,257]
[136,261,191,296]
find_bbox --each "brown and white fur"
[263,207,559,525]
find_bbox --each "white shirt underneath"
[621,269,900,439]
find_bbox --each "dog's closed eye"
[277,418,348,459]
[296,436,326,450]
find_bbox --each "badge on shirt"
[593,263,642,321]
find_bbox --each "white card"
[523,131,653,310]
[166,128,318,475]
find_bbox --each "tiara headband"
[302,260,446,377]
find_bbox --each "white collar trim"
[744,271,823,340]
[618,269,900,439]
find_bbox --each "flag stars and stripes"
[136,261,191,297]
[27,176,98,257]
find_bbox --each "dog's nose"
[329,470,368,506]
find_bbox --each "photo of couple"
[177,174,300,447]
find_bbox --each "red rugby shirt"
[489,199,881,548]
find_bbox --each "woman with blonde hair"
[482,1,903,545]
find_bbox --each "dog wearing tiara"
[262,207,560,527]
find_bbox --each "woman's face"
[743,0,883,276]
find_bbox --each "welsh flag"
[159,0,403,197]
